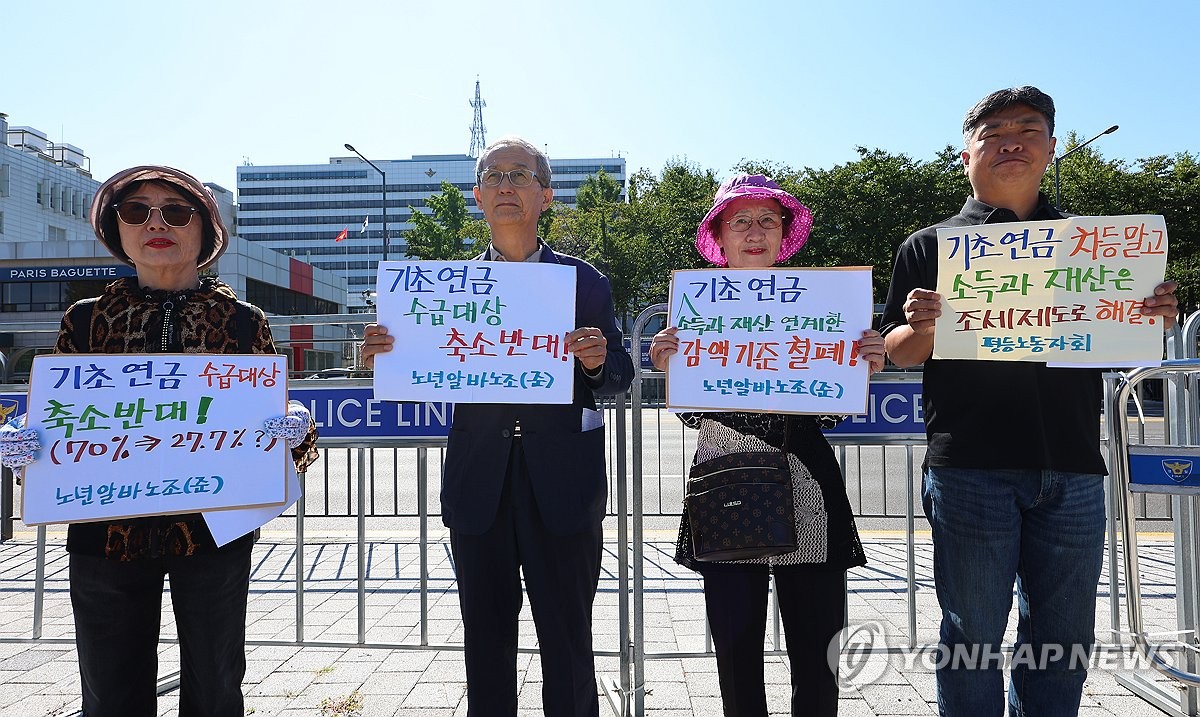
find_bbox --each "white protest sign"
[373,261,577,404]
[934,215,1168,366]
[666,267,873,414]
[204,459,301,547]
[22,354,289,525]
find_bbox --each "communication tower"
[468,78,487,158]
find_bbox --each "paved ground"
[0,527,1194,717]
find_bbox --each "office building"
[0,113,350,380]
[236,153,626,311]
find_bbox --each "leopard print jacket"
[54,276,319,561]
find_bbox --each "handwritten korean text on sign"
[666,267,874,414]
[373,261,577,404]
[934,215,1168,365]
[22,354,289,525]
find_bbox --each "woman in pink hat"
[649,174,884,716]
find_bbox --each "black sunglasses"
[112,201,198,228]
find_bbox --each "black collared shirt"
[880,194,1106,474]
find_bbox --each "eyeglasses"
[478,168,542,188]
[113,201,198,228]
[723,214,785,232]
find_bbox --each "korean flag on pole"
[360,216,369,234]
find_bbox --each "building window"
[0,164,9,197]
[304,349,338,373]
[244,278,339,316]
[240,169,369,181]
[48,226,67,241]
[37,180,45,206]
[0,211,4,234]
[1,279,109,313]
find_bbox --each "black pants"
[701,562,846,717]
[69,537,252,717]
[450,440,603,717]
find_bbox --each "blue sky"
[6,0,1197,192]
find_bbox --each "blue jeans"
[923,467,1106,717]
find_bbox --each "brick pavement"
[0,530,1190,717]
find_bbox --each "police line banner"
[21,354,290,525]
[665,267,874,415]
[286,379,925,437]
[3,381,926,448]
[373,261,577,404]
[934,215,1168,365]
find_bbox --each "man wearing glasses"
[361,136,632,716]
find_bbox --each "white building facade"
[0,113,350,381]
[236,153,626,311]
[0,116,99,255]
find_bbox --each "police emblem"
[0,399,18,426]
[1162,459,1194,483]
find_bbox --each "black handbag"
[684,423,797,562]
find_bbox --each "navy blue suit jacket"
[440,245,634,536]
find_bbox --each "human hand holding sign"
[567,327,607,372]
[903,288,942,336]
[0,415,40,470]
[1142,280,1179,330]
[360,324,395,370]
[263,402,313,449]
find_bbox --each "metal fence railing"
[0,307,1195,716]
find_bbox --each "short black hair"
[962,86,1055,141]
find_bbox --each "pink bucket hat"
[695,174,813,266]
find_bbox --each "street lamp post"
[344,143,388,262]
[1053,125,1119,210]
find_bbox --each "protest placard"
[22,354,289,525]
[934,215,1168,365]
[666,267,874,414]
[204,459,301,547]
[373,261,577,404]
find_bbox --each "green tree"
[575,169,623,211]
[404,181,487,259]
[606,161,718,319]
[571,170,626,273]
[546,204,603,266]
[537,200,559,243]
[539,144,1200,323]
[1151,153,1200,314]
[1050,137,1200,314]
[545,165,712,322]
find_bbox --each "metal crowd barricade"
[4,305,1193,717]
[0,364,635,715]
[4,430,635,717]
[1106,313,1200,716]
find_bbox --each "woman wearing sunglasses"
[49,165,318,716]
[649,174,883,717]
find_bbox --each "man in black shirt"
[880,86,1178,716]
